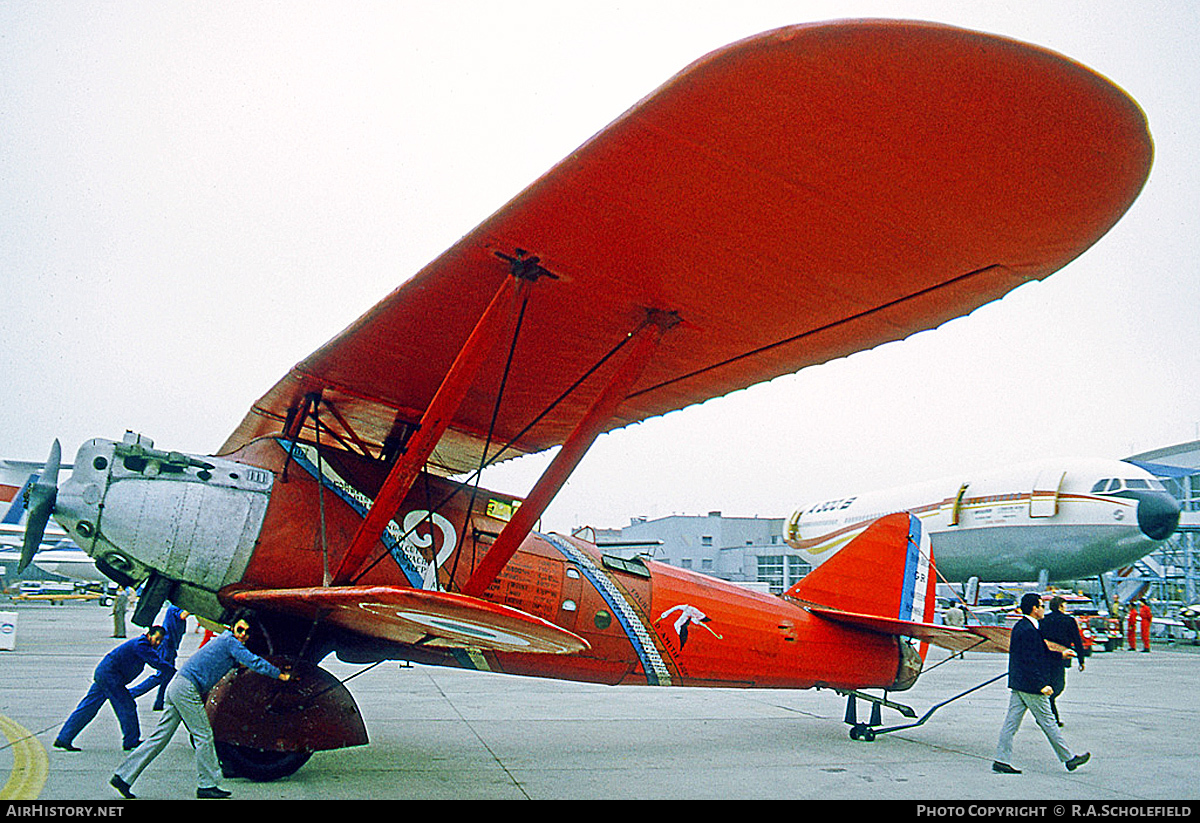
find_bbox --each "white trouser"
[115,675,222,790]
[994,689,1074,765]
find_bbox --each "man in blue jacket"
[993,592,1090,774]
[111,610,291,799]
[54,626,172,752]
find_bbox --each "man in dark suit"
[1040,595,1086,727]
[993,592,1090,774]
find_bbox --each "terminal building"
[1124,441,1200,609]
[585,511,804,594]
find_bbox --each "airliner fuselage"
[785,458,1179,583]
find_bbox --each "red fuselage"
[228,437,910,691]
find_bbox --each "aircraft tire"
[215,742,312,782]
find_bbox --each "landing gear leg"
[843,673,1007,741]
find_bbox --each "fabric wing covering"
[220,20,1153,474]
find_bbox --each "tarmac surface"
[1,599,1197,802]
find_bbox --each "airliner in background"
[1,458,104,583]
[785,458,1181,586]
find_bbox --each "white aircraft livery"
[785,458,1180,584]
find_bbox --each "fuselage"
[49,434,919,693]
[785,458,1180,583]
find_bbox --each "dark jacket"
[1040,610,1085,667]
[1007,617,1061,695]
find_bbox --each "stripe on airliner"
[1,475,36,525]
[542,533,671,686]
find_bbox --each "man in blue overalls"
[130,604,189,710]
[55,626,174,752]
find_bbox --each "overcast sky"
[3,1,1199,533]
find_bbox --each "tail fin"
[786,511,934,624]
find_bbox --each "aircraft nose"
[1137,492,1180,541]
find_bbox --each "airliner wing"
[218,20,1151,476]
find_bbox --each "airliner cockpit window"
[1091,479,1110,493]
[1126,479,1150,489]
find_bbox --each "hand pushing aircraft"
[786,458,1180,586]
[21,21,1152,777]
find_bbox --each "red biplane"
[23,20,1151,779]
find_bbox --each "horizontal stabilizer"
[807,607,1010,654]
[786,511,1010,654]
[222,585,589,655]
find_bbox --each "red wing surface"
[223,585,589,654]
[221,20,1151,473]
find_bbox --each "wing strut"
[330,266,542,586]
[462,309,677,597]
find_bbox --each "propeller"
[19,439,61,573]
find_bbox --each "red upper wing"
[220,20,1151,472]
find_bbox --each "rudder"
[786,512,935,625]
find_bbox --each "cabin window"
[561,599,577,612]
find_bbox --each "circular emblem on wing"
[357,602,538,650]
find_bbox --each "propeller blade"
[19,439,61,573]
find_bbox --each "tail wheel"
[215,742,312,782]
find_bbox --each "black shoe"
[53,740,81,752]
[122,740,142,751]
[110,775,136,799]
[197,787,231,799]
[992,761,1021,774]
[1066,752,1091,771]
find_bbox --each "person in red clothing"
[1126,603,1138,651]
[1139,600,1153,652]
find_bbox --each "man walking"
[111,611,291,799]
[1040,595,1085,727]
[1139,599,1153,651]
[55,626,172,752]
[993,592,1090,774]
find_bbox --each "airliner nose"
[1138,492,1181,541]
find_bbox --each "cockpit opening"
[1090,477,1167,494]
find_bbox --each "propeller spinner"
[19,439,61,572]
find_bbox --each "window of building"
[758,555,809,593]
[757,555,784,593]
